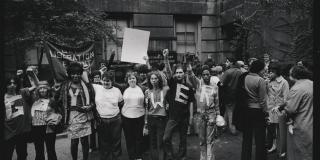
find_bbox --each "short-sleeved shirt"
[93,84,123,118]
[122,86,145,118]
[166,78,195,120]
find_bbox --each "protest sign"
[121,28,150,64]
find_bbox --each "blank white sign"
[121,28,150,64]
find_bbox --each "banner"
[121,28,150,64]
[44,41,95,82]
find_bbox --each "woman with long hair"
[144,71,169,160]
[3,75,34,160]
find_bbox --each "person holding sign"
[162,49,195,160]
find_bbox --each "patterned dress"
[67,85,92,139]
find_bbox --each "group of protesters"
[3,48,313,160]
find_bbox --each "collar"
[294,79,310,85]
[249,72,260,77]
[275,76,284,83]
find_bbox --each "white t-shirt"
[93,84,123,118]
[122,86,145,118]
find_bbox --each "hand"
[162,49,169,57]
[186,64,192,73]
[83,64,90,71]
[288,124,294,135]
[53,83,61,92]
[143,124,149,136]
[47,119,59,125]
[99,66,108,74]
[17,69,24,76]
[82,105,92,111]
[165,104,169,110]
[143,56,149,61]
[266,116,271,124]
[271,106,281,115]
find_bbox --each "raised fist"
[162,49,169,57]
[17,70,24,76]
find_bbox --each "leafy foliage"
[228,0,312,63]
[4,0,117,49]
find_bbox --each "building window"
[104,19,129,61]
[175,20,198,61]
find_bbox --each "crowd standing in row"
[3,49,313,160]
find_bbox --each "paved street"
[13,131,279,160]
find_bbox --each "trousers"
[198,113,217,160]
[163,118,188,159]
[122,115,144,160]
[241,108,267,160]
[97,114,122,160]
[149,116,167,160]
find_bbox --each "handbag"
[46,112,64,134]
[216,115,226,127]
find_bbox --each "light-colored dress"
[267,76,289,123]
[285,79,313,160]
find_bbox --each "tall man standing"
[241,60,268,160]
[220,58,242,135]
[162,49,195,160]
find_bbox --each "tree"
[4,0,118,49]
[226,0,312,64]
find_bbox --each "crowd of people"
[3,49,313,160]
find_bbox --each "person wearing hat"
[29,80,60,160]
[53,62,96,160]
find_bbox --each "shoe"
[267,145,277,153]
[279,152,286,158]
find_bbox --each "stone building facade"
[5,0,235,78]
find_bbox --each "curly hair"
[147,71,164,90]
